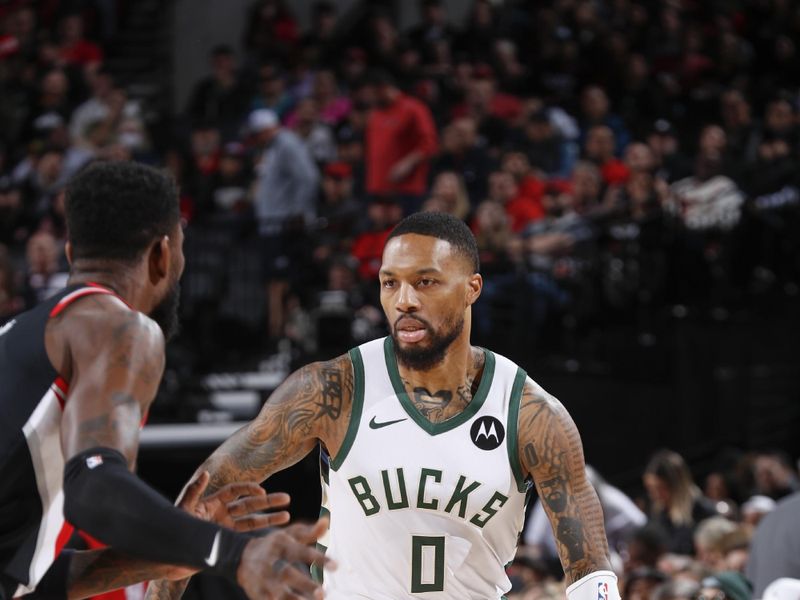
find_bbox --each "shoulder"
[519,377,567,422]
[48,294,164,378]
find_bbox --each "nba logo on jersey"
[598,581,609,600]
[86,455,104,469]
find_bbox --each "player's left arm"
[60,472,290,599]
[517,379,620,600]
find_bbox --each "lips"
[395,318,427,343]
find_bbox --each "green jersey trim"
[506,367,528,493]
[330,348,364,471]
[383,336,496,436]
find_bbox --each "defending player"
[0,162,329,600]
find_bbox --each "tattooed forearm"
[201,354,354,495]
[67,549,185,599]
[517,381,612,584]
[74,392,140,452]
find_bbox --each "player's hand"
[182,471,291,532]
[237,518,334,599]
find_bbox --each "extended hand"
[237,518,334,599]
[182,471,291,532]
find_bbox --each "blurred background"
[1,1,799,598]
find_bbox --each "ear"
[148,235,171,285]
[65,241,73,265]
[465,272,482,306]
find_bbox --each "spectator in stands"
[625,567,669,600]
[312,161,361,265]
[487,169,540,233]
[70,65,141,149]
[290,97,336,165]
[740,495,776,528]
[197,141,251,217]
[697,572,752,600]
[508,109,568,177]
[21,229,67,307]
[752,451,800,501]
[364,69,438,214]
[624,525,669,573]
[425,171,470,220]
[668,153,744,232]
[651,579,700,600]
[693,517,740,571]
[57,13,102,67]
[432,116,493,204]
[578,85,630,156]
[185,45,249,138]
[643,449,718,555]
[350,197,402,283]
[408,0,457,63]
[243,0,299,59]
[720,89,759,166]
[647,119,692,183]
[249,108,318,340]
[570,161,603,209]
[584,125,629,185]
[301,2,343,69]
[250,62,294,118]
[0,175,26,246]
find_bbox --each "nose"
[395,282,420,313]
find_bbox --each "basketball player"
[0,162,329,600]
[148,212,621,600]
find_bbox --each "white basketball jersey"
[315,337,531,599]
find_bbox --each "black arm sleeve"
[63,447,248,582]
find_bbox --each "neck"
[68,261,150,313]
[397,329,484,423]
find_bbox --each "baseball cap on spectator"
[324,162,352,180]
[700,572,752,600]
[762,579,800,600]
[741,495,777,517]
[248,109,279,133]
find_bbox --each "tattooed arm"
[517,379,613,584]
[145,353,354,600]
[200,352,353,490]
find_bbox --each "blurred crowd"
[508,448,800,600]
[1,0,800,365]
[1,1,799,599]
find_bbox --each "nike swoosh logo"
[369,416,407,429]
[205,531,220,567]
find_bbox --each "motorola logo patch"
[470,416,505,450]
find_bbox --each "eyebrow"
[379,268,442,277]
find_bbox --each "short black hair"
[386,212,479,273]
[66,161,180,262]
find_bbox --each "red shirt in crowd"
[366,93,438,196]
[351,228,393,280]
[506,176,545,232]
[59,39,102,66]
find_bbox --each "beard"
[393,313,464,371]
[149,280,181,341]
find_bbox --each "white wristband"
[566,570,621,600]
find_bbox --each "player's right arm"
[145,353,354,600]
[199,352,354,491]
[52,298,329,599]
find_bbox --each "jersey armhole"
[506,367,529,493]
[328,347,364,471]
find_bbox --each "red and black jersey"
[0,284,126,597]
